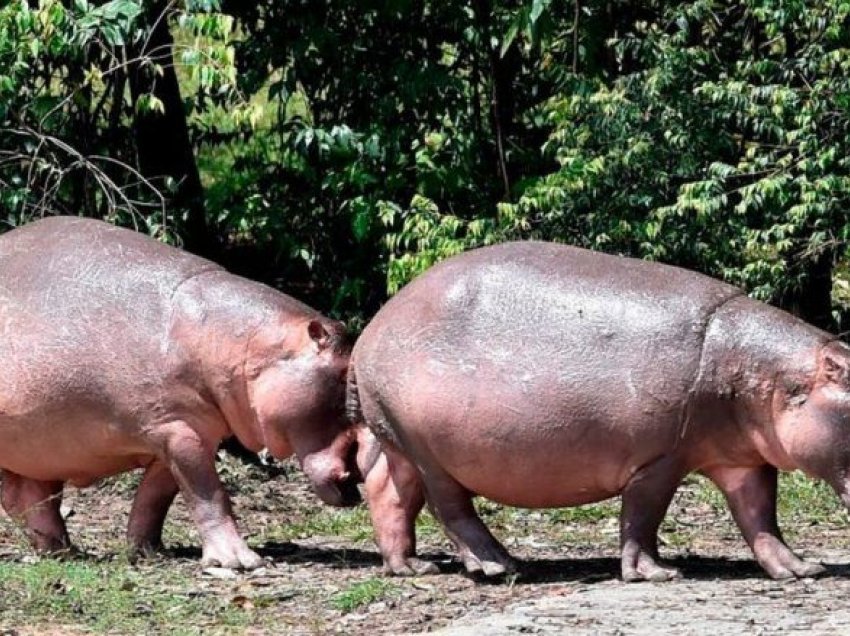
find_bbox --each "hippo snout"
[336,471,364,507]
[312,471,363,507]
[301,437,363,507]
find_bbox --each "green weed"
[330,578,397,613]
[415,510,442,538]
[778,471,846,525]
[265,507,375,543]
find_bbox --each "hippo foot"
[383,556,440,576]
[765,559,826,580]
[461,552,518,577]
[751,534,827,580]
[201,543,265,570]
[622,564,681,583]
[790,561,826,578]
[127,539,166,562]
[34,542,79,561]
[31,531,73,556]
[622,553,681,583]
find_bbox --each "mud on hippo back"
[0,216,358,569]
[349,240,850,581]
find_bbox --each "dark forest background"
[1,0,849,332]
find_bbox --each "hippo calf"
[0,217,358,569]
[349,241,849,581]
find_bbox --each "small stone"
[202,567,239,580]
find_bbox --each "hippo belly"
[399,356,687,508]
[0,407,154,486]
[0,301,168,485]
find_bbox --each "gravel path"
[432,552,850,635]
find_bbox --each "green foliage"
[3,0,850,327]
[381,1,850,330]
[0,0,240,237]
[195,0,559,313]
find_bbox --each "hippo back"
[0,216,221,317]
[357,241,745,411]
[0,218,224,411]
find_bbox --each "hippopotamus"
[0,216,358,569]
[348,240,850,581]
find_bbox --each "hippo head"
[772,341,850,502]
[245,318,361,507]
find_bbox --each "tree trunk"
[782,252,835,332]
[472,0,515,200]
[128,1,215,258]
[799,253,835,332]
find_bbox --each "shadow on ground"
[505,555,850,584]
[89,541,850,584]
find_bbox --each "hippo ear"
[822,348,850,387]
[308,320,332,350]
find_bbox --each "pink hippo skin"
[348,241,850,581]
[0,216,358,569]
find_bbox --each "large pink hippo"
[0,216,357,569]
[348,241,850,581]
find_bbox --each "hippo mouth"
[313,472,362,507]
[332,438,364,507]
[306,438,363,507]
[335,472,363,507]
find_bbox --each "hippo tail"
[345,364,364,425]
[345,362,402,452]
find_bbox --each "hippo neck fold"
[686,295,834,470]
[166,270,319,452]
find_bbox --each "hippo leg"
[619,456,684,582]
[1,471,70,553]
[364,446,438,576]
[157,422,263,570]
[704,464,825,579]
[422,466,516,576]
[127,460,179,556]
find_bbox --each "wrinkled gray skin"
[350,241,850,581]
[0,217,358,569]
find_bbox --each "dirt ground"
[431,564,850,635]
[0,458,848,635]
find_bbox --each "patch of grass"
[330,577,397,613]
[95,470,143,497]
[161,521,199,550]
[778,471,846,525]
[687,470,846,526]
[686,474,727,513]
[542,502,620,525]
[466,499,623,551]
[0,515,32,553]
[267,507,375,543]
[475,498,619,531]
[0,558,249,634]
[415,510,442,538]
